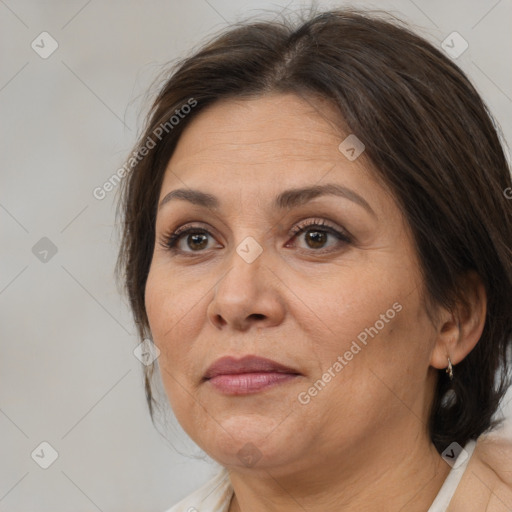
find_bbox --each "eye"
[159,225,217,253]
[159,218,352,255]
[287,218,352,252]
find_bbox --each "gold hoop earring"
[445,356,454,381]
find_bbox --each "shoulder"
[449,430,512,512]
[163,467,233,512]
[475,430,512,483]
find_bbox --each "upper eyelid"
[170,218,343,238]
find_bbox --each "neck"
[227,431,451,512]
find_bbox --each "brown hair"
[116,8,512,453]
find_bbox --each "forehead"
[169,93,350,166]
[161,93,382,196]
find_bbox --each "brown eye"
[161,227,216,253]
[184,232,209,251]
[303,229,329,249]
[289,219,352,252]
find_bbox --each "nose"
[206,239,286,331]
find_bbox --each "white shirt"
[164,440,477,512]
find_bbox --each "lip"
[204,355,300,379]
[203,355,301,395]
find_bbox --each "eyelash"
[159,218,352,255]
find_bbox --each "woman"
[116,8,512,511]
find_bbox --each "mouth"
[203,355,301,395]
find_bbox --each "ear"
[430,270,487,370]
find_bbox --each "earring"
[445,356,454,381]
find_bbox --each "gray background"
[1,0,511,511]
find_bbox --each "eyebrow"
[158,183,376,217]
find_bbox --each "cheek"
[296,301,432,437]
[144,268,184,365]
[295,267,404,350]
[144,269,168,341]
[144,270,194,412]
[144,265,208,374]
[298,267,432,395]
[145,264,192,335]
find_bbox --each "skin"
[144,93,488,511]
[448,430,512,511]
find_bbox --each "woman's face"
[145,93,440,475]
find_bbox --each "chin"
[191,413,306,471]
